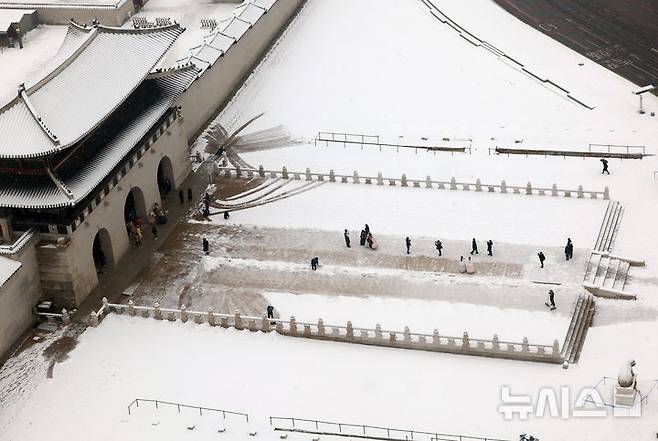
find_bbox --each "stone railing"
[91,299,563,364]
[37,309,72,326]
[222,166,609,200]
[0,228,38,255]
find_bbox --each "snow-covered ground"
[2,314,658,441]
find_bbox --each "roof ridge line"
[96,21,182,34]
[147,62,199,79]
[19,88,60,145]
[46,167,75,202]
[26,24,98,95]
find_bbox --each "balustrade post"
[500,180,507,193]
[377,172,384,185]
[551,183,558,197]
[604,186,610,200]
[128,300,135,317]
[180,305,188,323]
[234,310,242,330]
[317,318,325,337]
[289,316,297,336]
[154,302,162,320]
[235,165,242,178]
[577,185,584,198]
[552,340,560,355]
[492,334,500,352]
[353,171,360,184]
[432,329,440,345]
[425,175,432,188]
[258,165,265,178]
[522,337,530,353]
[305,168,312,181]
[207,307,215,326]
[346,321,354,339]
[261,314,271,332]
[462,332,470,351]
[401,174,408,187]
[90,311,99,327]
[450,177,457,190]
[282,166,289,179]
[329,170,336,183]
[526,181,532,195]
[475,178,482,191]
[403,326,411,344]
[375,324,382,340]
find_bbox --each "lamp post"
[633,85,655,114]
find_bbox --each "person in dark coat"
[364,224,370,236]
[405,237,411,254]
[470,238,479,255]
[203,237,209,255]
[600,158,610,174]
[366,233,373,249]
[311,257,319,270]
[566,238,573,260]
[224,211,230,219]
[360,230,367,246]
[178,190,184,204]
[538,251,546,268]
[435,239,443,256]
[151,224,158,240]
[344,229,351,248]
[267,305,274,319]
[486,240,493,256]
[187,188,193,202]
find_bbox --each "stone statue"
[614,359,638,407]
[617,359,637,389]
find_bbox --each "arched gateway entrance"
[157,156,175,198]
[92,228,113,272]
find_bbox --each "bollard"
[401,174,408,187]
[577,185,584,198]
[329,170,336,182]
[180,305,188,323]
[62,309,70,326]
[282,166,289,179]
[500,180,507,193]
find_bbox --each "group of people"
[350,224,377,249]
[536,238,574,269]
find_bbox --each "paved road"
[494,0,658,93]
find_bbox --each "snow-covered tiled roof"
[0,256,22,288]
[0,21,184,159]
[0,65,198,210]
[178,0,275,72]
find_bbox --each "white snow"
[2,314,658,441]
[0,256,21,287]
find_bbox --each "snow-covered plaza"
[2,0,658,440]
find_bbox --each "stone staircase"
[583,252,635,299]
[562,292,596,364]
[594,200,623,252]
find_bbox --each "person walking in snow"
[151,224,158,240]
[545,289,556,310]
[203,237,210,255]
[565,238,573,261]
[267,305,274,319]
[405,237,411,254]
[470,238,479,255]
[600,158,610,174]
[360,229,367,246]
[367,232,374,249]
[178,189,184,204]
[538,251,546,268]
[344,229,351,248]
[364,224,370,236]
[224,211,230,220]
[311,257,319,271]
[435,239,443,256]
[486,240,493,256]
